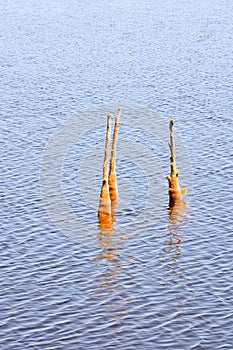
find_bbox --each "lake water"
[1,0,233,349]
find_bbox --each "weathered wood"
[108,108,121,203]
[98,114,112,225]
[167,118,187,207]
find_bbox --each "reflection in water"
[165,200,187,257]
[162,201,194,306]
[94,214,132,322]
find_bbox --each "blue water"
[1,0,233,349]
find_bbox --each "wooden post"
[108,108,121,204]
[98,114,112,227]
[167,119,187,207]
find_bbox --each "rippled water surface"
[1,0,233,349]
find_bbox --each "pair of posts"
[98,109,121,228]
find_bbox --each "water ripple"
[1,0,233,349]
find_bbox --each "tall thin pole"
[109,108,121,203]
[167,119,187,207]
[98,114,112,226]
[169,118,178,177]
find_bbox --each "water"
[1,0,233,349]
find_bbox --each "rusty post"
[167,118,187,207]
[98,114,113,226]
[108,108,121,204]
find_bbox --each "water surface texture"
[1,1,233,349]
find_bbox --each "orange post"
[108,108,121,204]
[167,118,187,207]
[98,114,112,227]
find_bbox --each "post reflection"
[161,200,194,306]
[165,200,187,257]
[93,214,131,321]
